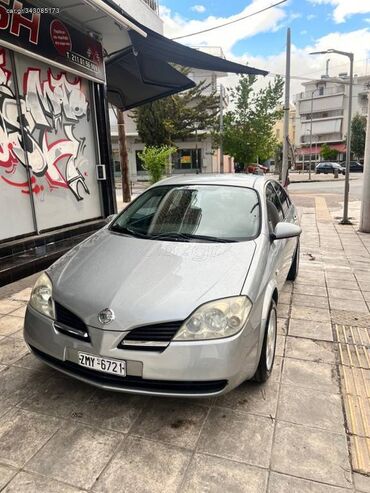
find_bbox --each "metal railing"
[142,0,159,12]
[296,86,345,100]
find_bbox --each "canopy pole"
[281,28,291,188]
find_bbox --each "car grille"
[30,345,227,395]
[54,301,90,342]
[118,321,182,351]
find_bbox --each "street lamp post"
[310,49,354,224]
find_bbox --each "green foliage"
[138,145,176,184]
[221,75,284,166]
[351,113,366,159]
[132,75,219,146]
[320,143,338,160]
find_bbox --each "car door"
[266,182,286,290]
[273,182,297,281]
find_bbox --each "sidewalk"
[0,199,369,492]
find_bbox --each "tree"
[132,78,219,146]
[221,75,284,167]
[351,113,366,159]
[320,143,338,161]
[138,146,176,184]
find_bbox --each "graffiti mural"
[0,48,90,201]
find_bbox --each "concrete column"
[359,94,370,232]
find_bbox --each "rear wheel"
[253,301,277,383]
[287,240,300,281]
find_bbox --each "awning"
[296,143,346,155]
[105,4,268,110]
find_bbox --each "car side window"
[273,182,291,216]
[266,183,284,231]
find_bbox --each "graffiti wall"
[0,48,102,240]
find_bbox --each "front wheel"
[253,301,277,383]
[287,240,300,281]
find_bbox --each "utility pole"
[219,84,224,173]
[281,28,291,188]
[309,88,319,180]
[117,109,131,203]
[360,93,370,232]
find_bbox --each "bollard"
[334,169,339,179]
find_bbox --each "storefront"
[0,1,116,242]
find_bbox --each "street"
[0,179,369,493]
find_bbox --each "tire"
[287,240,300,281]
[253,301,277,383]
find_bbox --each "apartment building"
[294,74,370,167]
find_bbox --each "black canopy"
[105,4,268,110]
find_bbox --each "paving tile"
[275,334,285,357]
[26,422,122,490]
[0,337,29,365]
[268,472,351,493]
[0,315,24,336]
[2,472,84,493]
[282,358,339,393]
[19,373,95,418]
[278,385,345,433]
[182,453,268,493]
[11,288,32,302]
[93,436,191,493]
[289,319,333,342]
[0,408,61,468]
[277,318,288,336]
[329,298,369,314]
[292,294,329,309]
[358,281,370,292]
[0,299,24,315]
[12,352,51,373]
[197,407,274,468]
[362,291,370,303]
[0,464,17,490]
[0,366,51,405]
[277,303,290,318]
[9,305,27,318]
[326,271,356,282]
[285,336,337,364]
[295,276,326,287]
[215,379,279,418]
[326,278,359,291]
[353,472,370,492]
[271,422,352,488]
[291,306,331,322]
[74,390,148,433]
[328,288,364,301]
[278,291,291,305]
[130,397,208,449]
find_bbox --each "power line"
[171,0,287,40]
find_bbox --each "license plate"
[78,352,126,376]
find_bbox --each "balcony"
[300,133,343,144]
[143,0,159,12]
[300,109,343,121]
[295,86,345,101]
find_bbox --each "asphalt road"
[289,174,364,208]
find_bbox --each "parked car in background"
[315,162,345,175]
[340,161,364,173]
[24,175,301,397]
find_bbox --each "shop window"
[172,149,202,170]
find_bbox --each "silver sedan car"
[24,175,301,397]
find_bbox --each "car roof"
[153,174,275,193]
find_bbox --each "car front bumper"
[24,305,260,397]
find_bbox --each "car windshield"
[111,184,260,242]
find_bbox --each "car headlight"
[174,296,252,341]
[29,272,55,319]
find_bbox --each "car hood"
[48,228,256,331]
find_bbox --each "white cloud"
[306,14,316,20]
[191,4,206,13]
[159,0,287,52]
[308,0,370,23]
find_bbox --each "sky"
[158,0,370,96]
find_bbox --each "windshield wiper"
[110,225,149,239]
[150,232,236,243]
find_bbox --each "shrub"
[138,145,176,184]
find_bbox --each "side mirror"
[271,222,302,241]
[105,213,118,224]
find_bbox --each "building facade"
[294,74,370,167]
